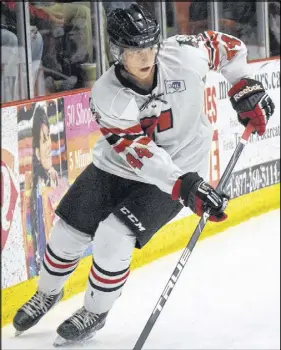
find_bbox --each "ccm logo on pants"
[120,207,145,232]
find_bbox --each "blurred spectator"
[172,1,209,35]
[1,1,46,101]
[172,1,271,59]
[173,1,191,34]
[32,1,94,93]
[1,28,20,102]
[172,1,238,36]
[219,2,272,59]
[268,1,280,56]
[221,2,257,42]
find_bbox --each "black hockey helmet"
[107,4,160,49]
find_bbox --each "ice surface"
[2,209,280,349]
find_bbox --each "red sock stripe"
[90,267,130,285]
[45,251,78,270]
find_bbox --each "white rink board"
[1,107,28,288]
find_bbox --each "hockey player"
[13,4,274,346]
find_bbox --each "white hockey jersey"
[90,31,250,195]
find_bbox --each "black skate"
[13,289,64,336]
[53,307,108,347]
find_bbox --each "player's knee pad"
[38,219,92,294]
[48,218,92,260]
[93,213,136,272]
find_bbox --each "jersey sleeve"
[90,95,183,195]
[197,30,250,84]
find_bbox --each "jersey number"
[126,148,153,170]
[221,34,241,61]
[126,109,174,169]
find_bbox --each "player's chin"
[138,66,153,78]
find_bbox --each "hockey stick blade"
[132,123,255,350]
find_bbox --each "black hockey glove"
[172,172,229,222]
[228,78,275,136]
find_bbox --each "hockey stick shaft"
[133,123,255,350]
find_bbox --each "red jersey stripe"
[113,139,133,153]
[100,124,143,136]
[113,136,152,153]
[137,136,152,145]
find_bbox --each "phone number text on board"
[225,159,280,199]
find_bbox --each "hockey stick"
[133,123,255,350]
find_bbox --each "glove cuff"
[228,79,248,97]
[171,172,202,201]
[171,179,182,200]
[228,78,264,101]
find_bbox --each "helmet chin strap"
[154,42,161,64]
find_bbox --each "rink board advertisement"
[1,107,27,289]
[225,159,280,199]
[64,92,101,184]
[17,99,69,279]
[1,58,280,290]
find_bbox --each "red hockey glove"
[172,172,229,222]
[228,78,275,136]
